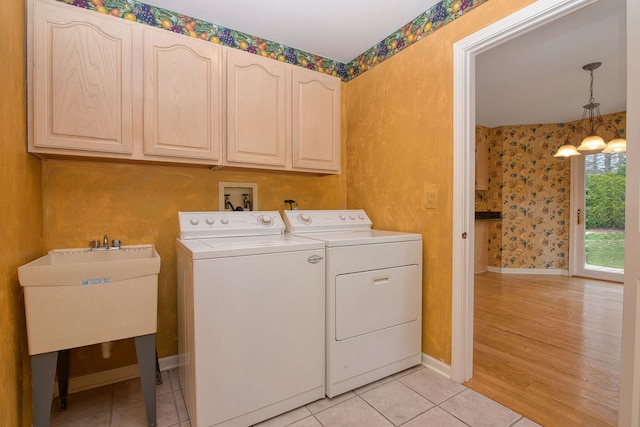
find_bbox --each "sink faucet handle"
[89,240,100,249]
[103,235,109,247]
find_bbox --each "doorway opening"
[451,0,610,383]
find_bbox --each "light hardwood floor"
[464,272,622,427]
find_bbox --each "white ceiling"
[142,0,626,128]
[476,0,626,127]
[143,0,440,63]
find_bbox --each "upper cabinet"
[225,48,289,168]
[28,0,223,165]
[143,27,223,162]
[225,49,341,173]
[292,67,341,173]
[28,0,137,156]
[224,49,341,173]
[27,0,340,173]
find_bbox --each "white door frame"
[452,0,640,424]
[619,0,640,424]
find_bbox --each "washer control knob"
[190,218,199,225]
[221,217,229,225]
[349,215,355,220]
[358,214,365,220]
[205,218,214,225]
[258,215,273,226]
[298,214,312,224]
[339,215,346,220]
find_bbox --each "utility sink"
[18,245,161,355]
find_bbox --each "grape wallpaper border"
[58,0,488,81]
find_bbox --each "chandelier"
[553,62,626,157]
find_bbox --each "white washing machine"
[176,211,326,427]
[283,209,422,397]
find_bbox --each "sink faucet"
[90,235,121,250]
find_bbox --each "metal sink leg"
[56,349,70,410]
[135,333,157,427]
[31,351,58,427]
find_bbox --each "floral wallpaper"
[58,0,487,81]
[475,111,626,271]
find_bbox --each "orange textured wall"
[41,134,347,376]
[0,0,43,425]
[345,0,535,363]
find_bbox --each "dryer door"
[335,265,419,341]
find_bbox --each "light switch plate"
[425,192,436,209]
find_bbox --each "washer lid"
[177,233,325,259]
[294,229,422,247]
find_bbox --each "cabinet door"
[474,221,489,273]
[292,67,341,173]
[143,27,223,162]
[225,49,289,167]
[30,0,136,155]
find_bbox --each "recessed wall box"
[218,182,258,211]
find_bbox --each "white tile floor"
[50,366,541,427]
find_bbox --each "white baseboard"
[58,353,453,396]
[421,353,452,379]
[487,266,568,276]
[159,354,180,371]
[54,354,180,396]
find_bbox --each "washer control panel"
[283,210,372,233]
[179,211,284,239]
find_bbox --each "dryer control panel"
[179,211,284,239]
[283,210,372,233]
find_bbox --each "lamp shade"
[554,144,582,157]
[577,134,607,151]
[602,137,627,153]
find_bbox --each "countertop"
[475,211,502,221]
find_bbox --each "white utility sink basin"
[18,245,161,355]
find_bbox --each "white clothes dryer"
[283,209,422,397]
[176,211,325,427]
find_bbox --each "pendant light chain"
[589,67,595,105]
[588,67,596,134]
